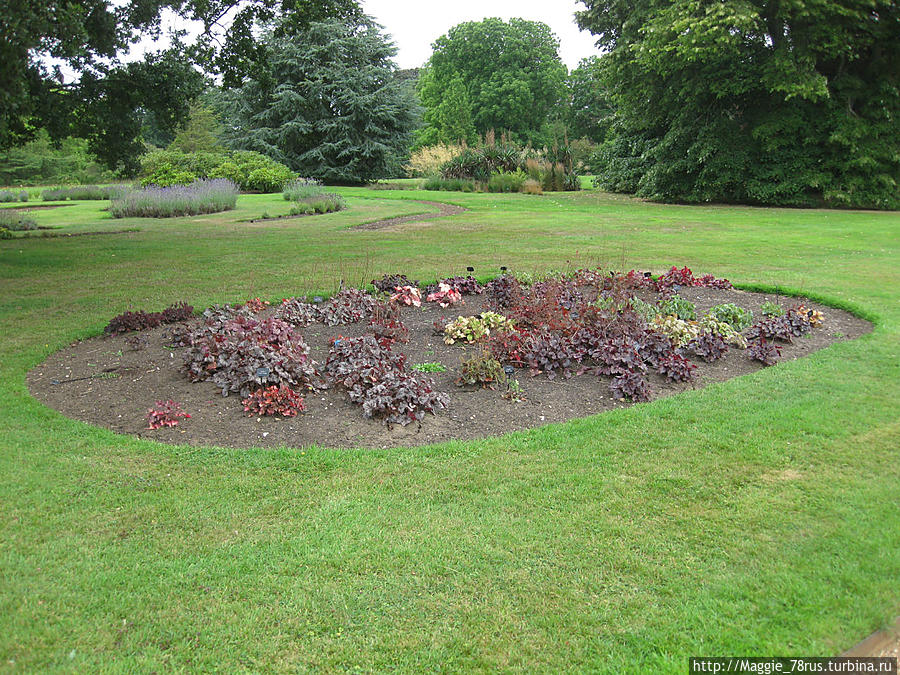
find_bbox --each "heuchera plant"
[683,331,729,362]
[372,274,419,293]
[183,315,322,397]
[105,302,194,334]
[748,338,782,366]
[426,276,484,295]
[657,353,698,382]
[426,283,463,308]
[389,285,422,307]
[324,335,448,426]
[319,288,379,326]
[275,298,322,325]
[242,385,305,417]
[146,400,190,429]
[243,297,271,313]
[610,370,652,402]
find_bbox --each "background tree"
[0,0,360,170]
[566,56,613,144]
[168,103,225,154]
[417,18,567,145]
[218,16,419,184]
[576,0,900,209]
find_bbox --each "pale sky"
[360,0,601,70]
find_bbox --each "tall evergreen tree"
[219,16,419,184]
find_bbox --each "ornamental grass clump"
[282,178,325,201]
[109,179,238,218]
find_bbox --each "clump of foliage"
[748,338,782,366]
[658,294,696,320]
[140,165,197,188]
[105,301,194,334]
[521,329,582,379]
[705,303,753,331]
[109,180,238,218]
[42,184,130,200]
[651,315,702,347]
[389,286,422,307]
[656,353,697,383]
[404,144,465,177]
[183,315,322,397]
[487,169,528,193]
[139,150,296,192]
[654,266,732,291]
[372,274,419,293]
[282,178,324,201]
[425,276,484,296]
[412,362,447,373]
[242,297,270,313]
[421,177,479,192]
[325,335,449,426]
[746,311,810,343]
[485,274,523,310]
[146,400,190,429]
[242,385,305,417]
[760,301,785,317]
[628,297,660,323]
[426,283,463,308]
[0,190,28,203]
[0,211,37,232]
[610,370,652,402]
[795,304,825,327]
[369,303,409,344]
[683,331,729,362]
[457,349,506,388]
[288,194,346,215]
[697,316,748,349]
[319,288,379,326]
[275,298,321,326]
[444,312,514,345]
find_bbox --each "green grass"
[0,187,898,672]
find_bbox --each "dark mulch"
[27,287,870,450]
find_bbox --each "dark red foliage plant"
[748,338,782,366]
[657,353,697,382]
[105,301,194,335]
[684,331,728,362]
[609,370,652,402]
[242,385,305,417]
[146,400,190,429]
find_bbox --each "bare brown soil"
[27,287,870,450]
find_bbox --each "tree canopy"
[217,16,419,184]
[577,0,900,209]
[0,0,361,171]
[417,18,568,145]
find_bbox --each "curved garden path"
[350,199,468,230]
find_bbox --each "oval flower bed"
[28,266,870,449]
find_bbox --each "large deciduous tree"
[417,18,567,145]
[576,0,900,209]
[218,16,419,184]
[0,0,360,171]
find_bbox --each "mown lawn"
[0,187,897,673]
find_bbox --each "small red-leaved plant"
[426,283,463,308]
[389,285,422,307]
[243,297,271,313]
[242,385,305,416]
[147,400,190,429]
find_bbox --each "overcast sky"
[360,0,601,70]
